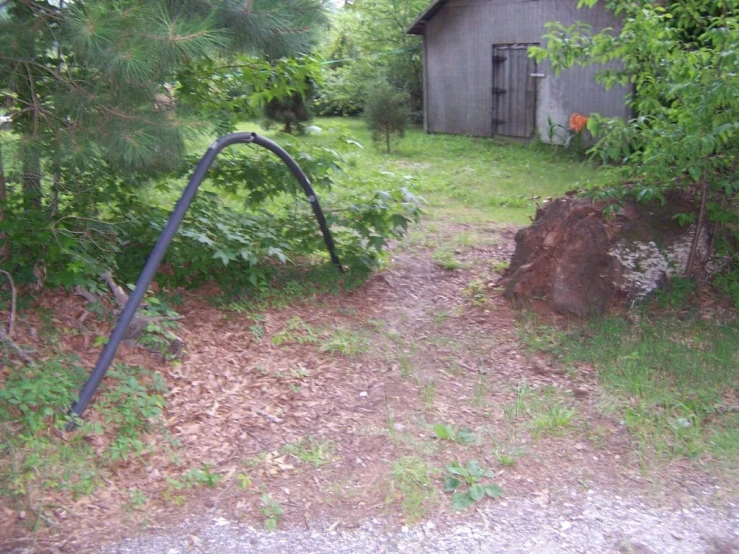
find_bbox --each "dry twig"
[0,269,17,336]
[0,269,33,363]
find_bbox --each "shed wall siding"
[424,0,630,139]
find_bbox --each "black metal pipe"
[250,134,342,268]
[66,133,340,429]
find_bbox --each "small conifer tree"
[364,81,409,153]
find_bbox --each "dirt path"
[6,226,738,553]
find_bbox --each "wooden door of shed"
[492,44,538,138]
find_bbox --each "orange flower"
[569,113,589,133]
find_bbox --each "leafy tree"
[530,0,739,303]
[364,81,409,153]
[261,58,320,134]
[316,0,427,118]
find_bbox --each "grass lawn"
[222,117,616,225]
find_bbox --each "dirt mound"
[502,195,704,316]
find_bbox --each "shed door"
[492,44,538,138]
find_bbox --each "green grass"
[226,118,614,226]
[502,383,578,438]
[282,436,336,468]
[522,315,739,464]
[320,328,369,357]
[431,249,463,271]
[389,457,438,523]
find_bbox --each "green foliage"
[364,81,410,153]
[94,138,420,293]
[433,424,477,444]
[179,55,324,136]
[313,66,364,117]
[261,493,284,531]
[181,464,222,488]
[530,0,739,298]
[316,0,426,117]
[0,0,329,286]
[0,358,167,501]
[442,460,503,511]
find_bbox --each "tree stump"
[501,194,707,317]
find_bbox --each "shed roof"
[407,0,448,35]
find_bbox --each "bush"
[531,0,739,305]
[313,67,364,117]
[1,136,422,293]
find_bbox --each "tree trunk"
[685,180,709,277]
[385,127,390,154]
[0,138,7,261]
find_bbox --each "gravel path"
[105,489,738,554]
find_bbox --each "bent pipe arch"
[66,132,341,428]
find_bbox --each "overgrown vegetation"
[521,312,739,465]
[531,0,739,304]
[315,0,427,119]
[0,358,167,505]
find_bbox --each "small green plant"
[463,279,488,307]
[443,460,504,511]
[236,473,252,489]
[261,493,284,531]
[283,436,336,468]
[320,329,369,357]
[128,488,148,508]
[503,383,531,423]
[398,352,415,379]
[433,424,476,444]
[473,374,489,407]
[431,250,462,271]
[422,380,436,408]
[491,260,510,274]
[532,404,577,438]
[271,316,318,346]
[181,464,222,488]
[390,457,437,523]
[493,450,520,468]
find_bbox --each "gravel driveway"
[105,489,738,554]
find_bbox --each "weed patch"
[0,358,169,509]
[521,314,739,464]
[283,436,336,468]
[320,328,369,357]
[389,457,438,523]
[443,460,503,511]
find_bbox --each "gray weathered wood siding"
[423,0,630,139]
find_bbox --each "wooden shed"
[407,0,630,141]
